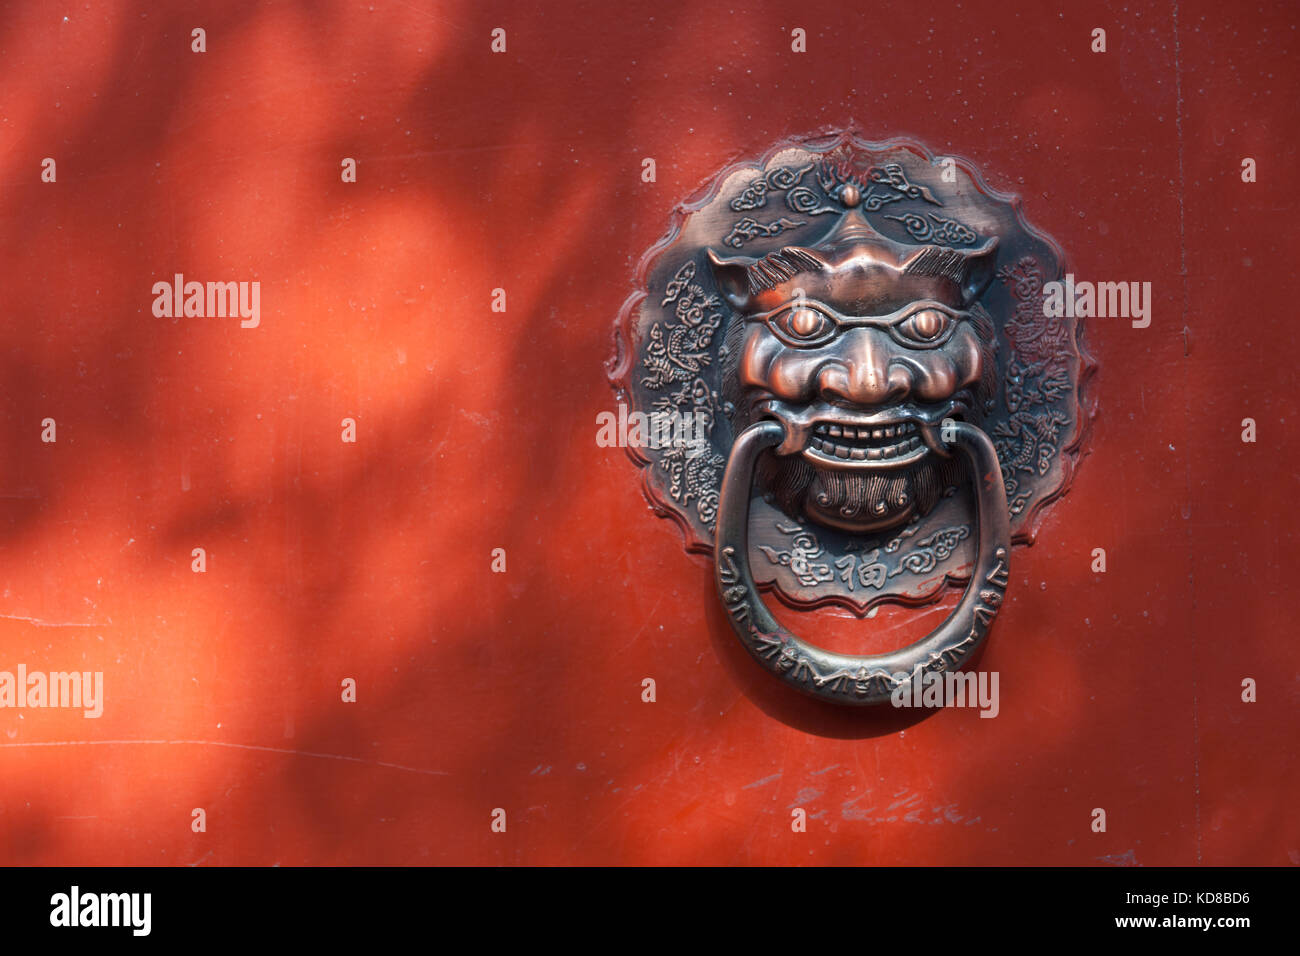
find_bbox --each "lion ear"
[960,237,1000,305]
[706,248,754,311]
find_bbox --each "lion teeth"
[805,420,927,462]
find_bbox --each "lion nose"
[815,328,912,406]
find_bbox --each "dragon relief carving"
[993,257,1077,515]
[640,262,727,526]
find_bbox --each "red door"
[0,0,1295,865]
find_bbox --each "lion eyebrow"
[902,246,971,283]
[746,247,825,294]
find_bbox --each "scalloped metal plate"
[610,131,1096,615]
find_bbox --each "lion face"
[711,204,999,533]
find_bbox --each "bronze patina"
[611,132,1094,705]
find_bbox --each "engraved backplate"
[610,132,1095,613]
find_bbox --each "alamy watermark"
[0,665,103,718]
[890,669,999,717]
[1042,274,1151,329]
[50,886,150,936]
[596,403,710,457]
[151,273,260,328]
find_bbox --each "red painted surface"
[0,0,1295,865]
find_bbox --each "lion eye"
[895,308,953,344]
[774,306,833,343]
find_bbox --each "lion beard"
[756,451,967,533]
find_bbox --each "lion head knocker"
[611,133,1094,706]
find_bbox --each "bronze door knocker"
[611,133,1093,705]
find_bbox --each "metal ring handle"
[714,420,1011,705]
